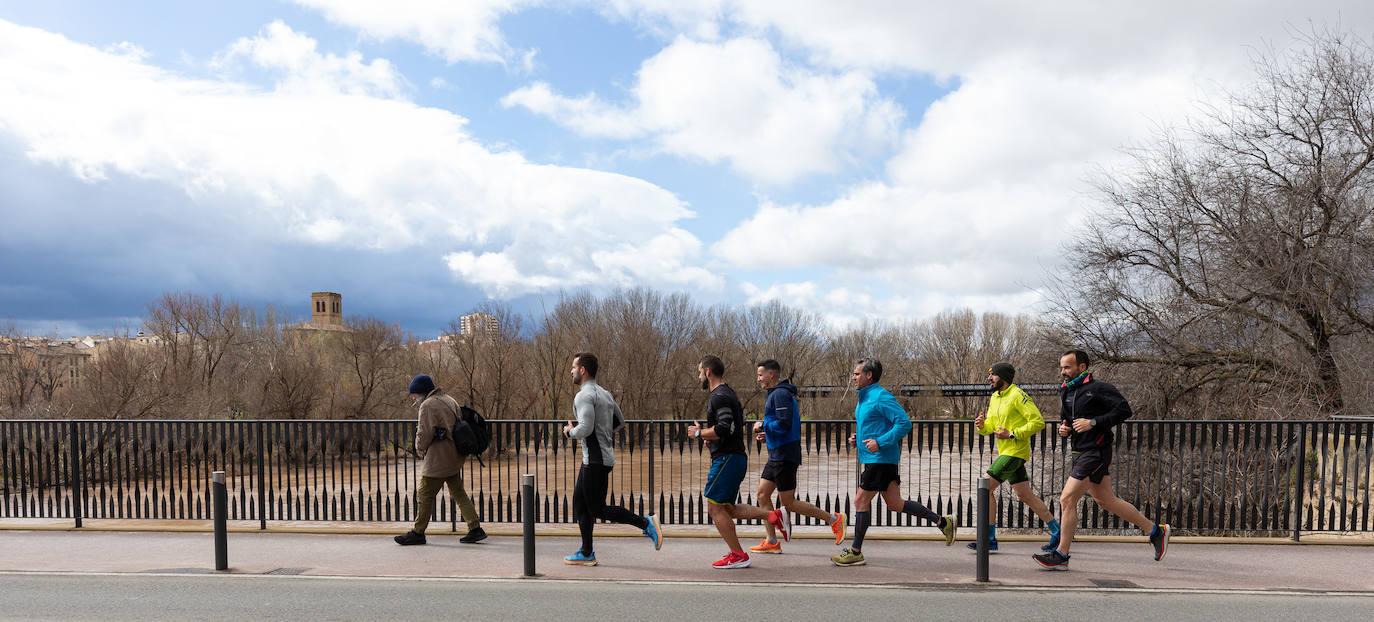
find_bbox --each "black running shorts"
[859,463,901,491]
[760,460,800,492]
[1069,446,1112,484]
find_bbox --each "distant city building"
[460,312,498,339]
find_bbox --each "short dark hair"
[757,359,781,373]
[700,355,725,378]
[856,357,883,383]
[574,352,599,378]
[1062,349,1090,368]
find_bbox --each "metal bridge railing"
[2,419,1369,537]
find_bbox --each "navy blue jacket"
[761,381,803,464]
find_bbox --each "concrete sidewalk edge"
[3,521,1372,545]
[3,569,1374,597]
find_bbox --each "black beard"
[700,377,709,391]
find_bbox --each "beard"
[700,377,709,391]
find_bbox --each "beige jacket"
[414,389,465,478]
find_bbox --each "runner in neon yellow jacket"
[976,380,1045,461]
[969,362,1059,553]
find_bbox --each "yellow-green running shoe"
[940,515,957,546]
[831,547,866,566]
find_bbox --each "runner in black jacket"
[1032,350,1171,570]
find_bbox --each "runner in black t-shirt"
[686,355,773,569]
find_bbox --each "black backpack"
[451,404,492,465]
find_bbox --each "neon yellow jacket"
[976,384,1044,460]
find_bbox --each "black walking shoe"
[1149,524,1171,561]
[394,530,427,545]
[1032,549,1070,570]
[459,527,487,543]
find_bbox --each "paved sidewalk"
[3,521,1373,592]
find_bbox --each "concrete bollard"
[213,471,228,571]
[522,473,536,577]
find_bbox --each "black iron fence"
[2,419,1370,537]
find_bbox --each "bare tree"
[338,316,405,419]
[1046,32,1374,417]
[0,322,39,414]
[71,337,169,420]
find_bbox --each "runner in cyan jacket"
[748,359,846,554]
[1032,350,1171,570]
[832,358,956,567]
[969,362,1059,552]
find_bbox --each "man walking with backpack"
[562,353,663,565]
[394,374,486,545]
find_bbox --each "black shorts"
[859,463,900,491]
[760,460,799,492]
[1070,446,1112,484]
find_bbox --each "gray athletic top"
[567,380,625,467]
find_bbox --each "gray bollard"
[976,477,989,582]
[213,471,228,571]
[522,473,535,577]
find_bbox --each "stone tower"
[311,292,342,325]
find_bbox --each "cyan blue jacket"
[762,381,802,463]
[854,383,911,464]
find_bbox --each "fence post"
[976,477,989,582]
[647,421,655,520]
[522,473,536,577]
[68,421,83,529]
[256,421,267,530]
[1292,423,1307,542]
[213,471,228,570]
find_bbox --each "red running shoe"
[767,507,791,542]
[711,550,752,569]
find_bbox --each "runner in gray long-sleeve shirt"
[561,353,662,566]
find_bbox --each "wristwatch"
[1009,431,1017,440]
[694,429,701,439]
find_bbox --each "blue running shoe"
[643,514,662,550]
[966,539,998,552]
[564,551,597,566]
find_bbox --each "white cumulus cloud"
[292,0,537,65]
[503,36,903,185]
[0,18,712,298]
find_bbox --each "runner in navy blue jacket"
[1033,350,1171,570]
[748,359,846,554]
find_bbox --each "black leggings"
[574,463,648,554]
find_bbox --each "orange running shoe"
[830,512,847,545]
[749,539,782,554]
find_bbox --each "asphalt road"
[1,573,1369,621]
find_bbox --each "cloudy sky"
[2,2,1370,338]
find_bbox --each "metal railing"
[2,419,1370,537]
